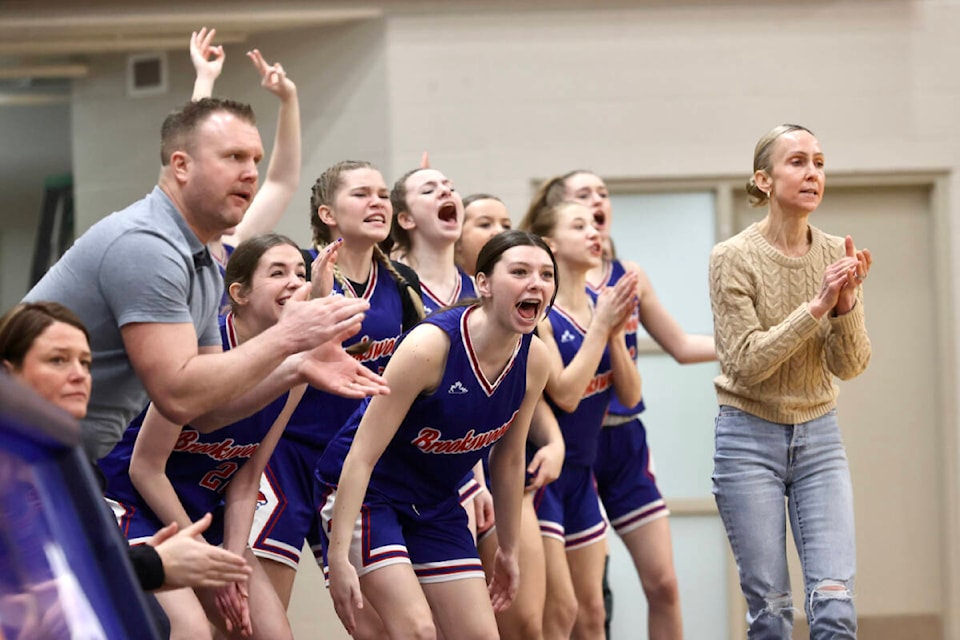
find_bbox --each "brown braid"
[373,244,425,321]
[341,247,424,357]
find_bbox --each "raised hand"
[247,48,296,101]
[835,235,872,315]
[595,270,639,335]
[311,238,342,299]
[190,27,225,100]
[148,513,252,589]
[809,240,860,319]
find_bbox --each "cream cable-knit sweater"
[709,222,871,424]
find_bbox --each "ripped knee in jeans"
[808,578,854,618]
[759,591,794,619]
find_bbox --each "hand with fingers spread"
[298,340,390,399]
[190,27,225,100]
[487,547,519,613]
[311,238,342,299]
[247,48,296,101]
[835,235,872,316]
[214,580,252,637]
[148,513,252,589]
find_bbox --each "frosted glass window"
[608,516,729,640]
[603,189,730,636]
[636,353,720,499]
[609,192,715,336]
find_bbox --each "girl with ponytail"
[249,161,422,639]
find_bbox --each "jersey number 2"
[200,462,239,493]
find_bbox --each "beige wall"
[71,19,391,244]
[59,0,960,635]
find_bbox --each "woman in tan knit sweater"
[708,124,872,639]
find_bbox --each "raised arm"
[541,273,638,412]
[326,325,446,635]
[228,49,301,246]
[190,27,225,101]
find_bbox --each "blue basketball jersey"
[586,259,645,417]
[282,258,406,449]
[546,303,615,466]
[420,267,476,316]
[317,304,532,506]
[99,312,289,529]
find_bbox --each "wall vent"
[126,52,167,97]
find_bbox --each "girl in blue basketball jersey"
[387,168,473,317]
[520,197,641,640]
[386,167,497,544]
[318,230,556,639]
[249,162,423,632]
[99,234,337,640]
[544,170,717,639]
[457,192,567,640]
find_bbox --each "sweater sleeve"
[709,242,822,387]
[825,289,871,380]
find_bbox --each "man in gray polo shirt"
[26,97,385,460]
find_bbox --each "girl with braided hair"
[249,162,422,639]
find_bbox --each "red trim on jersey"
[224,311,239,349]
[551,302,591,336]
[461,305,521,397]
[340,259,378,301]
[421,273,463,310]
[585,260,613,295]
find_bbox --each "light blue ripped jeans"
[712,406,857,639]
